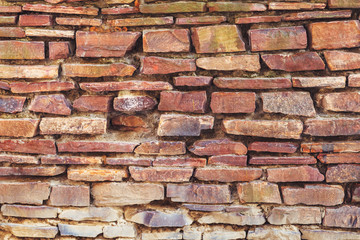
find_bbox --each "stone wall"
[0,0,359,239]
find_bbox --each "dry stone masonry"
[0,0,359,239]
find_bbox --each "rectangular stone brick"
[197,55,260,72]
[1,204,58,218]
[58,224,102,237]
[235,16,282,24]
[317,92,360,112]
[0,81,9,90]
[114,95,157,112]
[0,119,39,137]
[293,76,346,88]
[324,50,360,71]
[130,167,193,182]
[282,10,352,21]
[10,81,75,93]
[0,65,58,79]
[0,223,58,238]
[0,139,55,154]
[0,182,50,205]
[59,207,119,222]
[247,228,300,239]
[19,15,52,26]
[249,26,307,51]
[269,2,326,10]
[105,157,153,166]
[189,138,247,156]
[304,118,360,136]
[353,185,360,202]
[0,154,38,164]
[62,63,135,77]
[76,31,141,57]
[176,16,226,25]
[207,2,266,12]
[267,166,324,182]
[41,156,102,165]
[143,29,190,53]
[57,141,137,153]
[158,91,206,113]
[318,153,360,164]
[167,184,231,203]
[23,3,98,15]
[92,182,164,206]
[349,73,360,87]
[268,206,322,225]
[329,0,360,8]
[111,115,147,131]
[28,94,71,115]
[141,57,196,74]
[49,185,89,206]
[56,17,102,26]
[0,166,65,176]
[248,142,298,153]
[302,142,360,153]
[68,167,128,182]
[39,117,106,135]
[108,16,173,26]
[102,6,139,14]
[73,95,113,112]
[49,41,71,60]
[249,156,316,165]
[282,185,344,206]
[214,77,291,89]
[174,76,212,87]
[0,6,21,13]
[0,96,25,113]
[153,157,206,167]
[80,81,172,92]
[0,27,25,37]
[135,141,185,155]
[223,119,303,139]
[237,181,282,204]
[326,164,360,183]
[0,41,44,60]
[195,167,262,182]
[210,92,255,113]
[140,1,206,13]
[301,229,360,239]
[0,16,17,25]
[208,155,247,167]
[25,29,74,38]
[323,206,360,228]
[142,232,182,240]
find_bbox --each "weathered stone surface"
[141,56,196,74]
[282,10,352,21]
[0,41,44,60]
[58,224,102,237]
[197,55,260,72]
[143,29,189,52]
[223,119,303,139]
[153,157,206,167]
[304,118,360,136]
[0,166,65,176]
[19,14,52,26]
[102,5,139,14]
[158,91,206,113]
[0,6,21,13]
[80,81,172,92]
[0,223,58,238]
[323,206,360,228]
[0,119,39,137]
[329,0,360,8]
[1,204,57,218]
[25,29,74,38]
[309,20,360,50]
[57,141,137,153]
[73,95,112,112]
[0,65,58,79]
[76,31,140,57]
[269,2,325,10]
[29,94,71,115]
[262,52,325,71]
[208,155,247,167]
[324,50,360,71]
[11,81,76,93]
[354,185,360,202]
[49,41,70,60]
[49,185,90,207]
[214,77,292,89]
[211,92,255,113]
[68,167,128,182]
[158,114,214,137]
[207,2,266,12]
[103,223,136,238]
[326,164,360,183]
[92,182,164,206]
[0,96,25,113]
[0,154,38,164]
[0,182,50,205]
[40,117,106,135]
[249,26,307,51]
[189,138,247,156]
[248,142,298,153]
[292,76,346,88]
[349,73,360,87]
[247,227,301,240]
[176,16,226,25]
[301,229,360,240]
[41,156,102,165]
[140,1,206,13]
[114,95,157,112]
[0,139,55,154]
[191,25,245,53]
[267,166,324,182]
[183,204,225,212]
[129,167,193,182]
[106,157,153,166]
[198,206,265,226]
[135,141,186,155]
[268,206,322,225]
[56,17,102,26]
[0,81,9,90]
[249,156,316,165]
[125,209,193,227]
[236,15,282,24]
[203,230,246,240]
[167,184,231,203]
[142,231,182,240]
[108,16,173,26]
[59,207,119,222]
[0,27,25,38]
[23,3,98,15]
[195,167,262,182]
[261,91,316,117]
[237,181,282,204]
[174,76,212,87]
[317,92,360,112]
[282,184,344,206]
[62,63,136,77]
[303,142,360,154]
[112,115,148,131]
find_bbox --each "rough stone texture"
[317,92,360,112]
[0,223,58,238]
[57,141,137,153]
[10,81,76,93]
[141,56,196,74]
[158,91,206,113]
[248,142,298,153]
[28,94,72,115]
[49,41,70,60]
[324,50,360,71]
[303,142,360,154]
[196,55,260,72]
[135,141,186,155]
[0,65,58,79]
[203,230,246,240]
[214,77,292,89]
[49,185,90,206]
[0,96,25,113]
[62,63,136,77]
[329,0,360,8]
[301,229,360,240]
[108,16,173,26]
[0,119,39,137]
[0,41,44,59]
[189,138,247,156]
[114,95,157,112]
[174,76,212,87]
[267,166,324,182]
[143,29,190,52]
[237,181,282,204]
[0,166,65,176]
[195,167,262,182]
[0,139,56,154]
[208,155,247,166]
[129,167,193,182]
[103,223,137,238]
[58,224,102,237]
[292,76,346,88]
[68,167,128,181]
[80,81,173,92]
[207,2,266,12]
[304,118,360,136]
[268,206,322,225]
[326,164,360,183]
[249,156,316,165]
[0,182,50,205]
[323,206,360,228]
[153,157,206,167]
[73,95,113,112]
[59,207,119,222]
[247,227,301,240]
[140,2,206,14]
[210,92,255,113]
[1,204,58,218]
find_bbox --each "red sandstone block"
[57,141,137,153]
[0,65,58,79]
[111,115,148,131]
[19,15,52,26]
[0,182,50,205]
[248,142,298,153]
[269,2,326,10]
[49,185,90,206]
[0,6,21,13]
[56,17,102,26]
[0,119,39,137]
[28,94,71,115]
[158,91,207,113]
[282,10,352,21]
[0,96,25,113]
[10,81,75,93]
[0,27,25,37]
[68,167,128,182]
[80,81,172,92]
[249,26,307,51]
[153,157,206,167]
[214,77,292,89]
[329,0,360,8]
[326,164,360,183]
[323,206,360,228]
[0,16,16,25]
[140,2,206,14]
[210,92,255,113]
[196,55,260,72]
[0,81,9,90]
[0,155,38,164]
[25,29,74,38]
[108,16,173,27]
[62,63,136,77]
[208,155,247,167]
[207,2,266,12]
[143,29,190,53]
[41,156,102,165]
[292,76,346,88]
[174,76,212,87]
[49,42,70,60]
[318,153,360,164]
[176,16,226,25]
[235,16,281,24]
[195,167,262,182]
[267,166,324,182]
[102,6,139,15]
[129,167,193,182]
[189,138,247,156]
[114,95,157,112]
[0,166,65,177]
[105,157,152,166]
[324,51,360,71]
[317,92,360,112]
[135,141,186,155]
[0,139,56,154]
[141,57,196,75]
[349,74,360,87]
[237,181,281,204]
[22,4,99,15]
[302,142,360,154]
[304,118,360,136]
[73,95,113,113]
[0,41,44,60]
[249,156,316,165]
